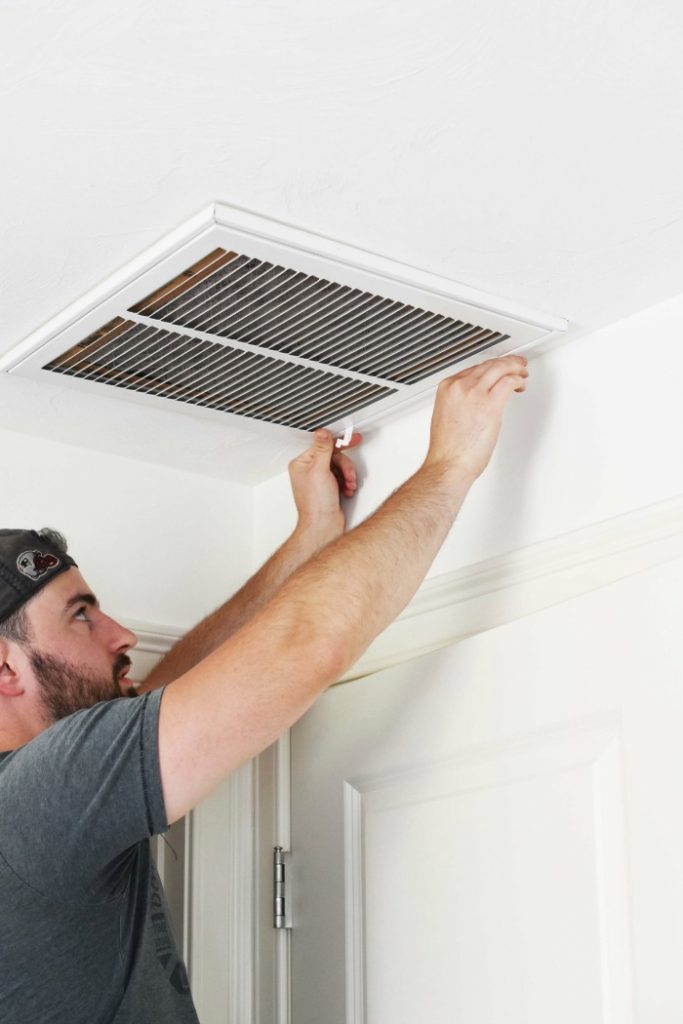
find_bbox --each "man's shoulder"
[0,695,159,785]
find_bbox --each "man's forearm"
[265,353,527,681]
[245,460,475,685]
[137,522,338,693]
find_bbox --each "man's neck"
[0,722,41,751]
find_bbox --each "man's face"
[22,568,137,726]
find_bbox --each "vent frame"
[1,203,567,440]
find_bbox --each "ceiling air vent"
[1,205,566,441]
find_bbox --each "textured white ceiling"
[1,0,680,482]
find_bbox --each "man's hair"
[0,604,32,644]
[34,528,69,558]
[0,528,70,644]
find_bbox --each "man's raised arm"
[158,355,528,825]
[136,431,362,692]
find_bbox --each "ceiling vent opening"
[1,205,567,440]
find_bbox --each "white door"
[287,556,683,1023]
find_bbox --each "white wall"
[252,293,683,576]
[2,428,252,631]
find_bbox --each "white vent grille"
[1,204,567,439]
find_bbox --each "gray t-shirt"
[0,687,200,1023]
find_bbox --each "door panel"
[290,558,683,1023]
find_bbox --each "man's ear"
[0,641,25,698]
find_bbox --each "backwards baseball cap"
[0,529,78,624]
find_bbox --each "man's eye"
[74,607,90,621]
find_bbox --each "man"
[0,354,528,1022]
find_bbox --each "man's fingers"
[288,428,335,472]
[314,428,335,451]
[469,354,528,382]
[338,431,363,450]
[331,460,346,495]
[304,430,361,497]
[477,359,528,393]
[290,430,360,498]
[331,450,358,496]
[489,373,527,406]
[332,432,362,496]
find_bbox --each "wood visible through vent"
[129,249,236,317]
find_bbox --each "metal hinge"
[273,846,292,929]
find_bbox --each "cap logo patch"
[16,550,60,581]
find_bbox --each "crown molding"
[125,623,183,655]
[126,493,683,680]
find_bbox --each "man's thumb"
[314,429,334,453]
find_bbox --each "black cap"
[0,530,78,624]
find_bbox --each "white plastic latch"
[335,424,354,449]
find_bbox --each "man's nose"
[104,615,138,652]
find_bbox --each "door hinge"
[273,846,292,929]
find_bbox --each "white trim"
[344,782,366,1024]
[276,733,292,852]
[226,763,257,1024]
[125,622,183,654]
[182,810,194,974]
[189,761,257,1024]
[275,733,292,1024]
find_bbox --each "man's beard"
[29,650,131,725]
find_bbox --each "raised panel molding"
[344,715,636,1023]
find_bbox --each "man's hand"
[288,429,363,542]
[424,354,528,485]
[137,430,362,695]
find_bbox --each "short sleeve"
[0,688,169,904]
